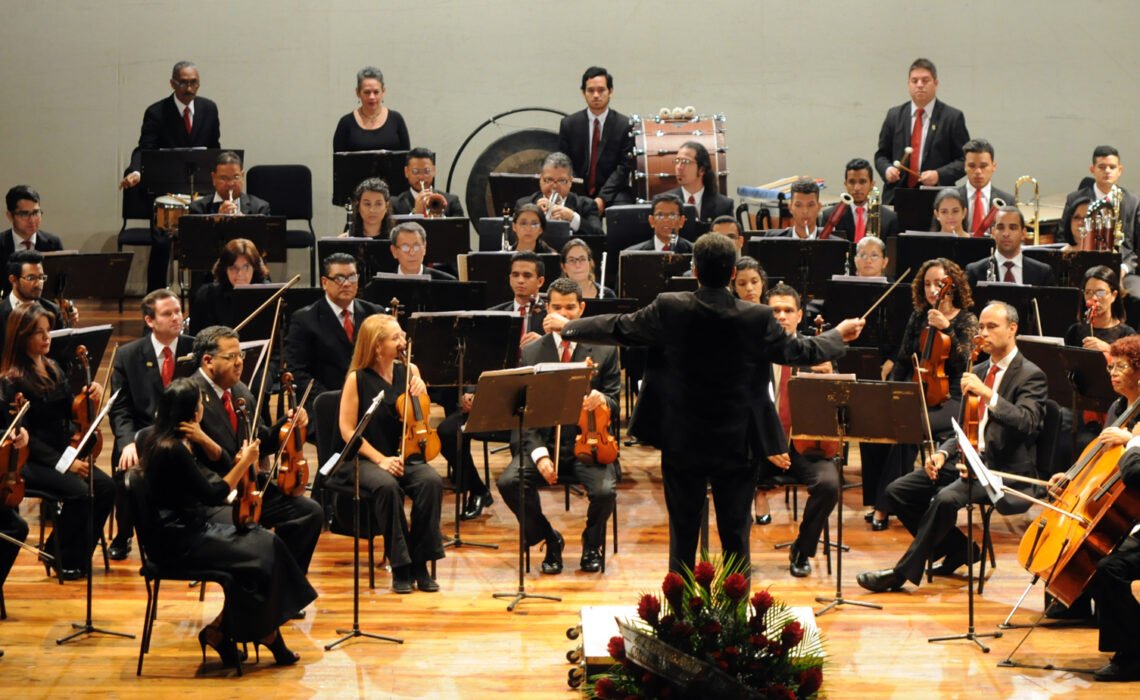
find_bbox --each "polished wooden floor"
[2,303,1136,698]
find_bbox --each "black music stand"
[787,377,925,616]
[1017,339,1116,441]
[893,233,993,281]
[332,150,410,205]
[744,239,850,302]
[580,298,641,318]
[468,365,591,611]
[405,217,471,271]
[323,389,404,651]
[604,204,705,287]
[177,215,288,266]
[891,188,939,233]
[362,278,487,313]
[316,237,394,280]
[228,285,325,342]
[972,283,1081,338]
[465,252,560,302]
[1023,248,1120,289]
[49,325,113,394]
[140,148,242,196]
[41,252,132,301]
[618,252,693,306]
[823,278,912,358]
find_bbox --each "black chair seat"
[285,228,315,248]
[118,226,154,246]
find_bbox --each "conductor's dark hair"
[1083,264,1126,321]
[547,277,583,303]
[651,192,684,214]
[510,250,545,278]
[141,378,203,469]
[909,58,938,78]
[321,252,358,278]
[789,177,820,199]
[580,66,613,91]
[962,139,995,159]
[406,147,436,163]
[5,185,40,212]
[141,289,179,321]
[692,232,738,288]
[844,158,874,180]
[6,249,43,280]
[1093,145,1120,162]
[193,325,240,367]
[171,61,197,79]
[214,150,242,170]
[765,282,802,310]
[680,141,718,194]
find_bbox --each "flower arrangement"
[589,557,825,699]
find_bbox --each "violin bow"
[398,339,413,461]
[249,299,283,432]
[910,353,937,454]
[233,274,301,334]
[98,343,120,414]
[860,267,912,320]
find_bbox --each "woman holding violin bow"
[335,314,444,594]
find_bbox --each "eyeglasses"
[408,168,433,176]
[174,79,200,87]
[673,158,694,167]
[396,243,423,254]
[1084,289,1110,299]
[515,221,542,229]
[564,256,590,265]
[1107,362,1133,375]
[216,174,243,184]
[856,253,884,260]
[325,274,360,285]
[653,213,680,221]
[19,274,47,283]
[540,177,571,187]
[228,264,252,274]
[12,209,42,219]
[213,351,246,362]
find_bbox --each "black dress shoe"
[856,569,905,593]
[460,491,493,520]
[1095,653,1140,682]
[413,562,439,592]
[864,511,875,523]
[1044,599,1094,622]
[870,516,889,531]
[541,531,564,575]
[108,536,132,561]
[789,544,811,578]
[754,513,772,526]
[929,545,983,576]
[579,547,603,573]
[391,565,414,594]
[289,609,307,620]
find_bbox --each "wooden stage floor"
[2,304,1135,698]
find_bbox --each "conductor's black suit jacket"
[873,99,970,204]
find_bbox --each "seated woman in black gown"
[141,378,316,668]
[335,314,444,594]
[190,238,270,334]
[1,304,113,580]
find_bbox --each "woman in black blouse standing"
[332,67,410,153]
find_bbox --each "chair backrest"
[1036,399,1063,480]
[122,184,154,223]
[246,164,313,221]
[124,467,159,567]
[313,390,343,467]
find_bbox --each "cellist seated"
[857,302,1047,593]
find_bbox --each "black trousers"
[1090,536,1140,655]
[786,448,839,558]
[147,232,171,293]
[864,398,959,513]
[496,455,617,551]
[661,452,754,580]
[437,410,486,496]
[1,506,29,587]
[111,467,133,543]
[22,462,114,571]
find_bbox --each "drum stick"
[893,160,920,178]
[860,267,911,320]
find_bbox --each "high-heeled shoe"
[198,627,242,668]
[257,629,300,666]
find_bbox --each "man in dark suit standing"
[958,139,1014,234]
[857,302,1047,592]
[664,141,733,222]
[874,58,970,204]
[819,159,899,241]
[388,221,456,280]
[1063,146,1140,295]
[187,151,270,216]
[390,147,464,217]
[965,207,1057,286]
[0,250,72,350]
[515,152,603,236]
[497,278,621,575]
[624,193,694,253]
[284,253,383,411]
[764,178,845,240]
[549,233,863,578]
[558,66,634,215]
[107,289,195,559]
[2,186,63,296]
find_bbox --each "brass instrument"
[867,186,881,238]
[419,182,449,219]
[1014,176,1040,245]
[1111,185,1125,250]
[541,190,565,213]
[1081,199,1116,252]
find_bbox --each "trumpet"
[867,186,881,238]
[541,190,565,213]
[1014,175,1040,245]
[418,182,448,219]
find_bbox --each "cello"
[914,277,955,408]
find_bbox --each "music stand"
[228,285,325,342]
[824,277,912,357]
[416,217,471,270]
[604,204,706,287]
[618,252,693,306]
[972,283,1081,338]
[1017,339,1116,442]
[1022,248,1120,289]
[467,365,591,611]
[41,252,132,301]
[464,252,560,302]
[580,298,641,318]
[894,233,993,281]
[362,277,487,313]
[891,188,939,233]
[332,150,410,205]
[316,237,394,280]
[49,325,113,394]
[787,377,925,616]
[140,148,242,197]
[177,215,288,267]
[744,239,850,301]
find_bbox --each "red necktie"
[160,346,174,388]
[587,118,601,195]
[687,194,696,205]
[1003,261,1015,283]
[908,107,924,187]
[183,106,192,135]
[776,365,792,435]
[854,206,866,242]
[662,241,671,252]
[22,239,32,250]
[222,389,238,434]
[979,363,1000,421]
[343,309,354,342]
[971,189,985,233]
[560,339,572,363]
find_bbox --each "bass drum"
[630,114,727,201]
[464,128,560,221]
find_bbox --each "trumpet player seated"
[500,278,621,574]
[929,188,969,236]
[504,204,557,254]
[957,139,1013,234]
[964,207,1056,286]
[857,302,1047,593]
[390,147,464,218]
[625,193,693,253]
[764,178,842,240]
[388,221,456,279]
[187,151,270,216]
[820,158,899,241]
[1063,146,1140,295]
[515,151,603,237]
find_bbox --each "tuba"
[1014,175,1040,245]
[867,186,881,238]
[419,182,449,219]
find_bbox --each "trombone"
[1014,176,1040,245]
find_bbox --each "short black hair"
[995,204,1025,228]
[909,58,937,79]
[7,249,43,280]
[193,325,240,366]
[214,150,242,170]
[651,192,684,214]
[1093,145,1120,162]
[580,66,613,91]
[141,288,179,321]
[766,282,802,310]
[789,177,820,199]
[5,185,39,212]
[844,158,874,181]
[547,276,582,302]
[711,215,741,233]
[510,250,544,278]
[692,232,737,288]
[962,139,995,159]
[321,252,358,277]
[406,147,436,163]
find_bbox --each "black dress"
[146,441,316,641]
[331,366,443,568]
[332,111,410,153]
[1063,321,1135,348]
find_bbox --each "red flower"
[662,571,685,609]
[797,666,823,697]
[593,677,617,698]
[694,561,716,588]
[750,633,768,647]
[767,640,784,657]
[638,594,661,626]
[700,620,722,635]
[671,621,693,637]
[722,572,749,601]
[751,589,774,615]
[781,620,804,649]
[689,596,705,613]
[607,635,625,661]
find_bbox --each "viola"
[395,343,441,462]
[274,372,310,498]
[959,336,986,449]
[574,358,619,466]
[232,397,263,527]
[0,394,30,508]
[791,316,839,459]
[914,277,955,408]
[70,345,103,459]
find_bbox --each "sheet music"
[950,418,1004,505]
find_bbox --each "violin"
[395,342,441,462]
[232,397,263,527]
[0,394,30,508]
[959,336,987,450]
[573,358,619,466]
[273,372,310,498]
[791,316,840,459]
[70,345,103,459]
[914,277,955,408]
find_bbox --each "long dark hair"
[911,258,973,312]
[1,303,61,395]
[1060,193,1094,246]
[1083,264,1126,322]
[140,378,202,472]
[351,178,394,239]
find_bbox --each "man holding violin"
[858,301,1047,593]
[499,278,620,575]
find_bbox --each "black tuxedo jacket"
[390,189,464,217]
[188,193,271,216]
[938,351,1047,477]
[188,372,286,475]
[562,286,846,460]
[109,334,196,455]
[0,229,63,295]
[662,186,734,222]
[557,109,635,205]
[127,95,222,174]
[514,191,604,236]
[874,100,970,203]
[283,297,384,403]
[965,255,1057,287]
[1063,186,1140,272]
[624,236,693,253]
[818,204,900,239]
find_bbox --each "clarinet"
[987,256,997,282]
[343,201,354,235]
